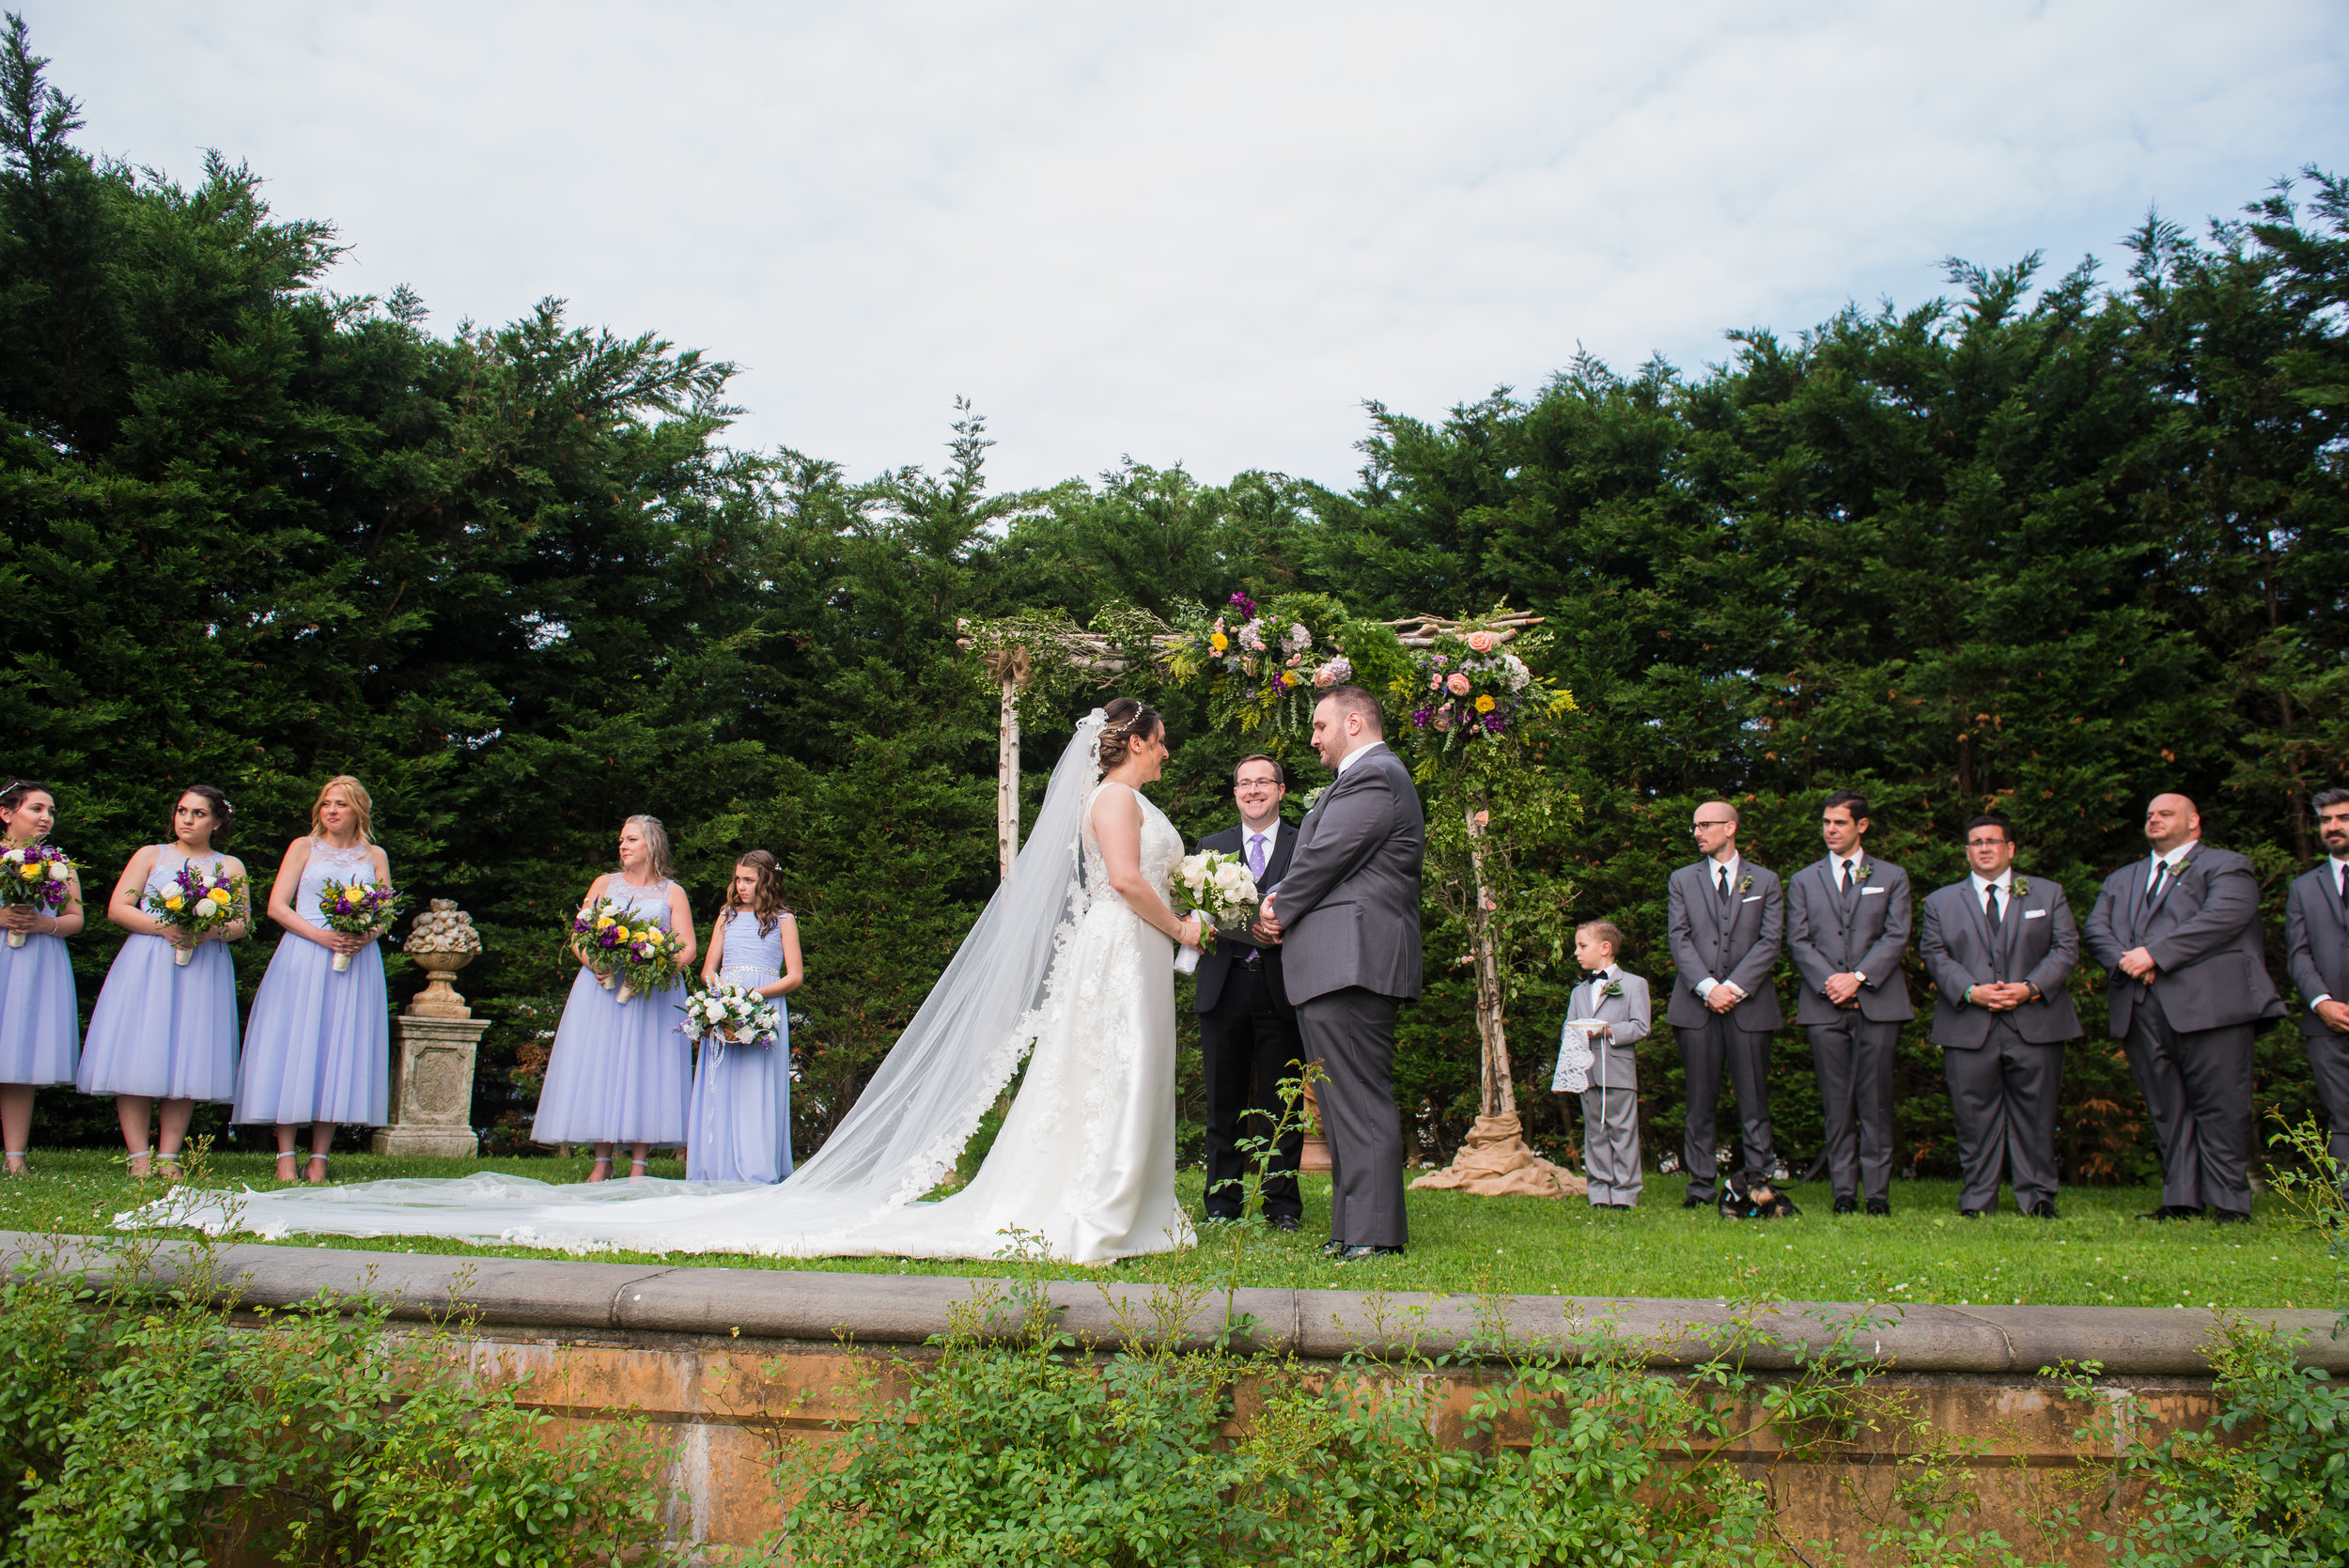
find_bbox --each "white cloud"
[24,1,2349,489]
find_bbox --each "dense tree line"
[4,19,2343,1178]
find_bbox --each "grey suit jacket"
[1276,743,1426,1006]
[1919,874,2083,1048]
[1786,853,1916,1025]
[1663,858,1785,1031]
[1554,970,1651,1092]
[2284,862,2349,1040]
[2081,846,2284,1037]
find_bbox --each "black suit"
[1192,819,1305,1222]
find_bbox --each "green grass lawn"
[2,1147,2334,1312]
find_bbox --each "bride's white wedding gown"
[148,717,1195,1266]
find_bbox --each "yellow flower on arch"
[1209,632,1229,653]
[1474,693,1496,713]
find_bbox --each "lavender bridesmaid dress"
[77,848,241,1101]
[685,908,794,1184]
[531,877,691,1149]
[0,883,78,1088]
[232,839,391,1127]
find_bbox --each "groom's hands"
[1254,893,1283,945]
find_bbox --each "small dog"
[1717,1171,1800,1219]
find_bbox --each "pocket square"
[2023,908,2047,920]
[1860,886,1887,896]
[1741,894,1762,904]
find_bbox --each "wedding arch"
[959,596,1581,1199]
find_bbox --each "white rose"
[1,849,20,864]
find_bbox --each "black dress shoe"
[2027,1200,2059,1219]
[1320,1237,1348,1258]
[1831,1195,1858,1215]
[1681,1194,1709,1209]
[1959,1207,1986,1219]
[1267,1215,1300,1233]
[1337,1244,1403,1263]
[2212,1208,2251,1225]
[1866,1197,1891,1216]
[2135,1204,2202,1221]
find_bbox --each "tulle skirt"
[232,933,390,1126]
[531,966,691,1145]
[77,933,240,1101]
[0,931,78,1085]
[686,970,792,1184]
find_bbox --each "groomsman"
[2283,787,2349,1176]
[2083,793,2284,1222]
[1191,753,1306,1230]
[1919,815,2082,1218]
[1786,791,1914,1215]
[1664,800,1785,1207]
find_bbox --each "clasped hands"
[2116,945,2160,984]
[0,906,48,936]
[1967,980,2033,1012]
[1822,971,1865,1008]
[1251,893,1283,947]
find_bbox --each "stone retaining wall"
[8,1232,2337,1559]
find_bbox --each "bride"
[157,701,1204,1265]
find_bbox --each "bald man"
[1665,800,1785,1207]
[2083,793,2283,1222]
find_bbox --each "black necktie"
[2337,862,2347,917]
[1717,866,1731,903]
[1839,861,1852,893]
[1986,884,2003,927]
[2145,860,2169,908]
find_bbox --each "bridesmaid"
[687,850,803,1184]
[532,815,695,1182]
[233,776,394,1184]
[0,781,85,1173]
[79,785,250,1179]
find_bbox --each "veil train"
[148,712,1115,1256]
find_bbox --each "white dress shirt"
[1970,866,2015,911]
[2146,839,2201,892]
[1334,738,1387,777]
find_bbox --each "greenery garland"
[1161,591,1412,749]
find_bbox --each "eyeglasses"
[1235,778,1281,791]
[1690,820,1735,831]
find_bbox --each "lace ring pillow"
[1554,1020,1605,1094]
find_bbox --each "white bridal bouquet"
[684,981,782,1052]
[1169,849,1261,976]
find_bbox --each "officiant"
[1191,753,1306,1231]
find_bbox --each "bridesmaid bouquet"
[0,844,74,947]
[142,862,246,966]
[1169,849,1260,976]
[570,900,684,1003]
[318,877,405,971]
[682,981,780,1051]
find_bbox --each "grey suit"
[1277,742,1426,1249]
[1920,873,2081,1213]
[2083,845,2285,1214]
[2283,859,2349,1172]
[1787,853,1915,1205]
[1553,969,1651,1205]
[1664,856,1784,1198]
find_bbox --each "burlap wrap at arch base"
[1409,1112,1586,1199]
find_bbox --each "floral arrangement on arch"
[1402,614,1576,770]
[1164,591,1401,741]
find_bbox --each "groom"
[1258,685,1425,1261]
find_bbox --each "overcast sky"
[24,2,2349,491]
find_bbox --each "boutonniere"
[1301,785,1329,812]
[2171,855,2195,879]
[2011,876,2030,897]
[1737,875,1753,894]
[1601,979,1624,999]
[1854,862,1874,885]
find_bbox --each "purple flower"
[1411,707,1431,728]
[1228,590,1257,619]
[1484,713,1506,733]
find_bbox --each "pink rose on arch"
[1446,672,1471,696]
[1466,630,1497,653]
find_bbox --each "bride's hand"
[1178,917,1204,949]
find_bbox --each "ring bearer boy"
[1553,920,1651,1208]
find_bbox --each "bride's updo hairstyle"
[1096,698,1162,770]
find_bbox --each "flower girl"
[688,850,803,1184]
[233,777,397,1183]
[532,815,695,1182]
[0,782,85,1173]
[80,786,250,1178]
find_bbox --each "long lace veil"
[149,710,1112,1252]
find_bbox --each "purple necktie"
[1247,833,1267,960]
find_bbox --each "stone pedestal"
[373,1014,490,1157]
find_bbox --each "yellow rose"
[207,890,231,908]
[164,894,185,910]
[18,862,40,880]
[1474,693,1496,713]
[1209,632,1229,652]
[614,927,632,943]
[596,915,615,928]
